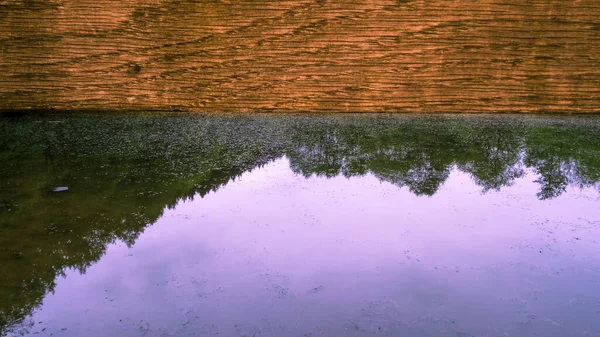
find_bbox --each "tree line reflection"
[1,115,599,334]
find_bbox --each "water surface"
[1,114,600,336]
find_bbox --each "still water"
[1,114,600,337]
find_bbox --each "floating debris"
[52,187,69,192]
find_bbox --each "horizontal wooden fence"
[1,0,599,113]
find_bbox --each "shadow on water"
[1,114,600,335]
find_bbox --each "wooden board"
[1,0,599,113]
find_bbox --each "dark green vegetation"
[1,114,600,334]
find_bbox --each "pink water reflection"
[25,158,600,337]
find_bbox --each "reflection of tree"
[286,119,454,196]
[286,116,600,198]
[1,115,600,335]
[454,123,526,192]
[0,115,284,335]
[524,121,600,199]
[286,117,529,196]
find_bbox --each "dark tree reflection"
[1,114,600,335]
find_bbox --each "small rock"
[311,285,324,293]
[52,187,69,192]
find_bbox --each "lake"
[1,114,600,337]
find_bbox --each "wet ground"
[1,114,600,336]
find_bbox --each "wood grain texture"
[1,0,599,113]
